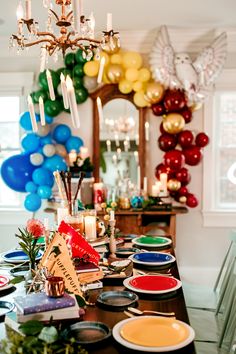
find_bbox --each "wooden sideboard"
[99,207,188,247]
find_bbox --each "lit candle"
[126,136,130,149]
[84,215,97,241]
[145,121,150,141]
[97,56,106,84]
[135,134,139,145]
[60,73,69,109]
[134,151,139,164]
[106,140,111,152]
[152,183,160,197]
[160,173,168,194]
[114,134,119,147]
[27,95,38,133]
[46,69,55,101]
[124,140,129,152]
[39,96,46,126]
[96,96,103,123]
[117,148,121,160]
[40,46,47,73]
[69,149,77,166]
[110,210,115,221]
[66,75,80,128]
[71,0,80,33]
[143,177,148,194]
[25,0,31,20]
[106,13,112,32]
[112,154,117,165]
[80,146,89,159]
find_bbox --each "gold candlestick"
[109,219,116,258]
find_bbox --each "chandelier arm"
[49,9,60,22]
[23,38,56,48]
[65,10,73,21]
[36,32,58,41]
[73,37,102,45]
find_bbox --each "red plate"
[0,275,9,288]
[129,275,178,291]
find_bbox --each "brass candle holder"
[109,219,116,258]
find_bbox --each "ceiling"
[2,0,236,38]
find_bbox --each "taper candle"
[46,69,55,101]
[39,96,46,126]
[66,75,80,128]
[106,13,112,31]
[97,56,105,84]
[60,73,69,109]
[27,95,38,133]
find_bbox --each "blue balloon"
[53,124,71,143]
[43,155,67,172]
[25,181,37,193]
[32,167,54,187]
[19,111,40,131]
[0,154,35,192]
[35,113,53,125]
[24,193,42,212]
[65,136,84,152]
[21,133,40,153]
[40,134,52,146]
[37,185,52,199]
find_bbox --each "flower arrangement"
[15,219,45,271]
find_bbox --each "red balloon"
[164,150,185,171]
[186,193,199,208]
[178,186,189,196]
[181,108,193,123]
[158,133,177,151]
[164,90,186,112]
[152,103,166,116]
[175,167,191,185]
[159,122,165,134]
[178,130,194,149]
[155,163,175,180]
[183,145,202,166]
[195,132,209,148]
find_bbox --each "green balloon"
[31,89,48,104]
[73,76,84,89]
[75,87,88,104]
[56,67,72,78]
[75,49,87,64]
[38,70,60,90]
[64,52,76,68]
[44,99,62,117]
[72,64,85,78]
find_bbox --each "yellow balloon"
[132,80,143,92]
[118,79,133,94]
[144,82,165,104]
[163,113,185,134]
[83,61,100,77]
[106,64,124,83]
[95,51,110,66]
[167,179,181,192]
[133,90,149,108]
[122,51,143,69]
[191,102,203,112]
[110,53,122,65]
[125,68,139,82]
[138,68,151,82]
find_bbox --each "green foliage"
[15,228,42,270]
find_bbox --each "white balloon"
[43,144,56,157]
[37,124,50,137]
[30,153,44,166]
[83,75,98,91]
[55,144,67,157]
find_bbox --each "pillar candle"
[46,69,55,101]
[84,215,97,241]
[39,96,46,126]
[152,183,160,197]
[160,173,168,194]
[27,95,38,133]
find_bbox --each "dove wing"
[193,32,227,87]
[149,25,181,89]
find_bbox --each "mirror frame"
[90,84,147,188]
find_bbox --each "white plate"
[112,316,195,352]
[129,252,176,266]
[1,249,43,264]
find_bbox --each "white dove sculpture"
[149,26,227,104]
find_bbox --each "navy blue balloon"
[40,134,52,146]
[0,154,35,192]
[43,154,67,172]
[65,136,84,152]
[53,124,71,143]
[35,113,53,125]
[19,111,40,131]
[32,167,54,187]
[37,185,52,199]
[24,193,42,212]
[25,181,37,193]
[21,133,40,153]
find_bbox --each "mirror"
[90,84,147,189]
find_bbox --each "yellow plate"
[120,317,190,347]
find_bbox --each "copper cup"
[45,276,65,297]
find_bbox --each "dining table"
[0,238,196,354]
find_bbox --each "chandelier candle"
[107,13,112,32]
[96,97,103,123]
[106,140,111,152]
[27,95,38,133]
[39,97,46,126]
[46,70,56,101]
[145,121,150,141]
[97,56,106,84]
[66,76,80,128]
[25,0,32,20]
[60,73,69,109]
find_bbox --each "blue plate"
[1,250,43,264]
[129,252,175,266]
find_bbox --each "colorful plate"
[129,252,175,266]
[97,291,139,309]
[132,236,172,248]
[1,250,43,264]
[123,275,182,294]
[70,321,111,344]
[112,316,195,352]
[0,275,9,288]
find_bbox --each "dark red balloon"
[158,133,177,151]
[181,108,193,123]
[152,103,166,116]
[183,145,202,166]
[159,122,165,134]
[178,130,194,149]
[186,193,199,208]
[175,167,191,185]
[178,186,189,196]
[163,150,185,171]
[155,163,175,180]
[164,90,186,112]
[195,132,209,148]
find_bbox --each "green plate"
[132,236,172,248]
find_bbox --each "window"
[203,69,236,227]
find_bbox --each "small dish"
[129,252,175,266]
[0,275,9,288]
[115,247,139,257]
[0,301,14,320]
[1,249,43,264]
[70,321,111,345]
[97,291,139,310]
[132,236,172,248]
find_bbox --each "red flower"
[26,219,45,239]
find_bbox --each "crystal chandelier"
[10,0,120,62]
